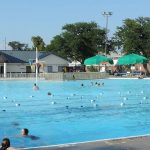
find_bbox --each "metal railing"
[0,73,45,79]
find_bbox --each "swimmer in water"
[81,83,84,87]
[0,138,16,150]
[47,92,52,96]
[21,128,40,140]
[33,83,39,91]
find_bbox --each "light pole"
[102,11,112,56]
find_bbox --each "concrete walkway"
[20,135,150,150]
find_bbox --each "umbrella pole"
[140,65,142,75]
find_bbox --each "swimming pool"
[0,79,150,148]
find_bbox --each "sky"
[0,0,150,49]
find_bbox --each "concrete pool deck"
[20,135,150,150]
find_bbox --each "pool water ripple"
[0,79,150,148]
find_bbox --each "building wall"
[6,63,27,73]
[40,54,69,65]
[43,64,59,72]
[3,54,69,73]
[0,54,69,73]
[40,54,69,72]
[5,63,66,73]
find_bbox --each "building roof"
[0,54,8,63]
[0,50,53,63]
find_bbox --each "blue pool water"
[0,79,150,148]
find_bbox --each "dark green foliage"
[45,22,107,62]
[31,36,45,51]
[8,41,29,50]
[114,17,150,57]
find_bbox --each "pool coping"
[18,134,150,150]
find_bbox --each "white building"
[107,51,123,65]
[0,50,69,76]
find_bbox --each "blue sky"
[0,0,150,49]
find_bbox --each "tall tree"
[46,22,109,62]
[114,17,150,57]
[8,41,29,50]
[31,36,45,51]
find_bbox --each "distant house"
[0,50,69,76]
[107,51,123,65]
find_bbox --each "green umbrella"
[117,54,148,65]
[84,55,113,65]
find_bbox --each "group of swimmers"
[0,129,27,150]
[81,82,104,87]
[33,81,104,92]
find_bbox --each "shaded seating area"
[115,53,148,77]
[114,71,144,77]
[84,55,113,72]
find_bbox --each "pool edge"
[19,134,150,149]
